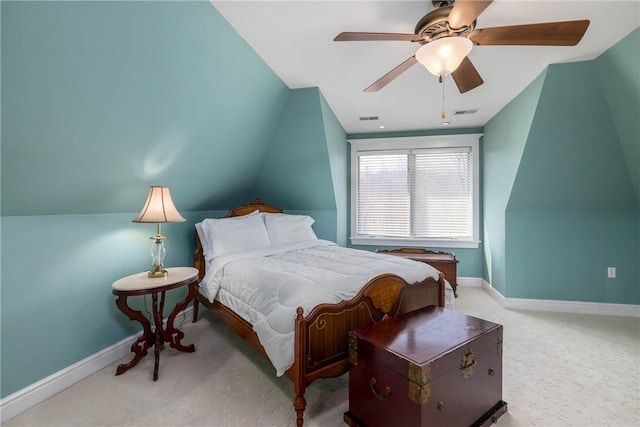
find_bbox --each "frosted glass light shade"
[132,186,185,223]
[415,37,473,77]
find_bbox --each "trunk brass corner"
[408,362,431,385]
[408,362,431,405]
[408,382,431,405]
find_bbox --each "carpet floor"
[5,287,639,427]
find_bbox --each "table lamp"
[132,186,186,278]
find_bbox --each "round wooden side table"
[112,266,199,381]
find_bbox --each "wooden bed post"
[192,231,206,323]
[438,272,446,308]
[293,306,307,427]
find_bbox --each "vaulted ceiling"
[211,0,640,133]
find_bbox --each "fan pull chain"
[440,75,446,120]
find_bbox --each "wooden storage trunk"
[376,248,459,296]
[344,306,507,427]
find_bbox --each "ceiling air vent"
[359,116,379,121]
[454,109,478,116]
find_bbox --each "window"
[350,134,480,248]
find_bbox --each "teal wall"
[595,29,640,203]
[484,28,640,302]
[320,92,349,246]
[482,73,545,294]
[253,87,347,243]
[0,1,347,398]
[1,0,289,216]
[0,210,225,398]
[506,211,639,302]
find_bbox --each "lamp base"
[148,266,168,278]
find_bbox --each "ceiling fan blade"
[448,0,493,30]
[334,32,423,42]
[364,56,418,92]
[469,20,590,46]
[451,56,484,93]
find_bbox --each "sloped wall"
[319,92,349,246]
[253,87,347,243]
[0,1,346,398]
[482,73,546,295]
[506,60,638,303]
[1,1,289,216]
[483,29,640,303]
[0,0,289,398]
[595,28,640,204]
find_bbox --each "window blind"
[356,147,473,240]
[357,152,409,237]
[413,147,473,239]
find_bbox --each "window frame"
[349,134,481,249]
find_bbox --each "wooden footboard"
[195,270,444,427]
[290,273,444,426]
[193,199,445,427]
[296,273,443,381]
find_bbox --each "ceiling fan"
[334,0,590,93]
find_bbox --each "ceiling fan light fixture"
[415,36,473,76]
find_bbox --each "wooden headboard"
[225,197,283,217]
[194,198,283,279]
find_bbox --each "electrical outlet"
[607,267,616,279]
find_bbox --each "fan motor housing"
[415,5,475,43]
[432,0,455,8]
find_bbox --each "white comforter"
[199,240,444,375]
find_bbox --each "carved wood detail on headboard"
[226,197,283,217]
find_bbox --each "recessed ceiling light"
[441,121,450,126]
[378,125,386,129]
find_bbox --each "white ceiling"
[211,0,640,134]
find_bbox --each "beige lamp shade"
[415,37,473,77]
[132,186,186,223]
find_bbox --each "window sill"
[350,237,480,249]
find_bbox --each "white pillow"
[263,213,317,245]
[198,210,271,259]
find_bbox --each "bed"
[192,198,447,426]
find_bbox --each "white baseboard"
[478,280,640,318]
[0,307,194,423]
[457,276,484,287]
